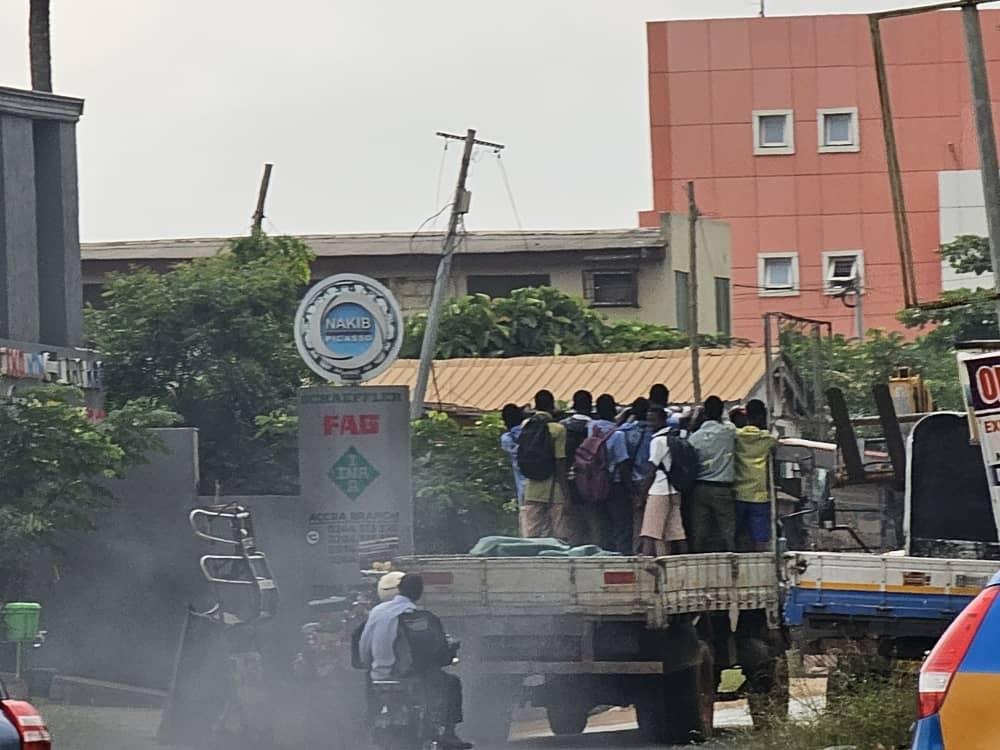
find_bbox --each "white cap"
[377,571,405,601]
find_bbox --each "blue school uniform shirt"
[500,425,526,504]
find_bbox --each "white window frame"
[757,252,800,297]
[822,250,865,295]
[752,109,795,155]
[817,107,860,153]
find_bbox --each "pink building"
[639,11,1000,340]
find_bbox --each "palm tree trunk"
[29,0,52,92]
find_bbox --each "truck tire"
[662,641,715,744]
[636,641,715,745]
[744,643,789,729]
[545,704,589,735]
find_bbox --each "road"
[478,702,757,750]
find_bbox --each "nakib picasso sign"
[959,351,1000,534]
[294,274,404,384]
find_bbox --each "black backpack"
[517,415,556,480]
[394,609,452,676]
[665,434,700,494]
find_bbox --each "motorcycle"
[369,637,461,750]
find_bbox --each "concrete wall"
[29,428,210,690]
[0,88,84,347]
[939,169,995,291]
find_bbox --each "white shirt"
[647,428,675,495]
[358,594,416,679]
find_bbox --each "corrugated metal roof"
[81,228,664,262]
[368,348,767,413]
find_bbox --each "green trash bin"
[3,603,40,642]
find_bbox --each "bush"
[411,412,517,552]
[744,675,914,750]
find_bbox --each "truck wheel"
[662,641,715,744]
[637,642,715,745]
[745,646,789,729]
[545,704,589,735]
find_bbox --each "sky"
[0,0,962,241]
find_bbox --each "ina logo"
[328,446,379,499]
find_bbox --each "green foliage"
[940,233,993,276]
[745,675,914,750]
[401,285,729,359]
[0,387,178,594]
[411,411,517,552]
[87,231,313,493]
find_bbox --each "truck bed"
[785,550,998,626]
[395,552,779,627]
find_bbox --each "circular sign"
[305,530,320,545]
[294,274,404,383]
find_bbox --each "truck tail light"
[604,571,636,585]
[1,700,51,749]
[917,585,1000,718]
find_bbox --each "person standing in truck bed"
[518,390,573,540]
[734,399,778,552]
[688,395,737,552]
[637,406,687,555]
[500,403,527,536]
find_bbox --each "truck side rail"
[785,551,998,625]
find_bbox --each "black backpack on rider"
[393,610,452,677]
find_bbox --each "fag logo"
[323,414,380,435]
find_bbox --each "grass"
[742,676,915,750]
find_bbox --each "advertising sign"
[294,274,404,384]
[959,352,1000,533]
[298,385,412,591]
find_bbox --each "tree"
[87,232,313,494]
[29,0,51,92]
[0,386,177,596]
[782,234,999,417]
[401,286,732,359]
[411,412,517,552]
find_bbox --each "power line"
[496,153,530,253]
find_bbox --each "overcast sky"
[0,1,957,241]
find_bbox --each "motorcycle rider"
[359,573,472,750]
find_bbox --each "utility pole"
[252,163,273,234]
[759,0,765,18]
[853,281,865,341]
[412,130,503,419]
[962,2,1000,326]
[687,181,701,405]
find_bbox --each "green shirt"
[733,426,777,503]
[522,414,567,504]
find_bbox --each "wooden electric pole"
[412,129,504,419]
[252,163,273,234]
[962,3,1000,327]
[29,0,52,92]
[687,181,701,404]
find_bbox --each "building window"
[715,277,731,337]
[583,270,638,307]
[753,109,795,155]
[466,274,550,298]
[817,107,860,153]
[822,250,864,294]
[675,271,689,332]
[757,252,799,296]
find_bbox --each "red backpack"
[572,426,614,503]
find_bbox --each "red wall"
[640,11,1000,339]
